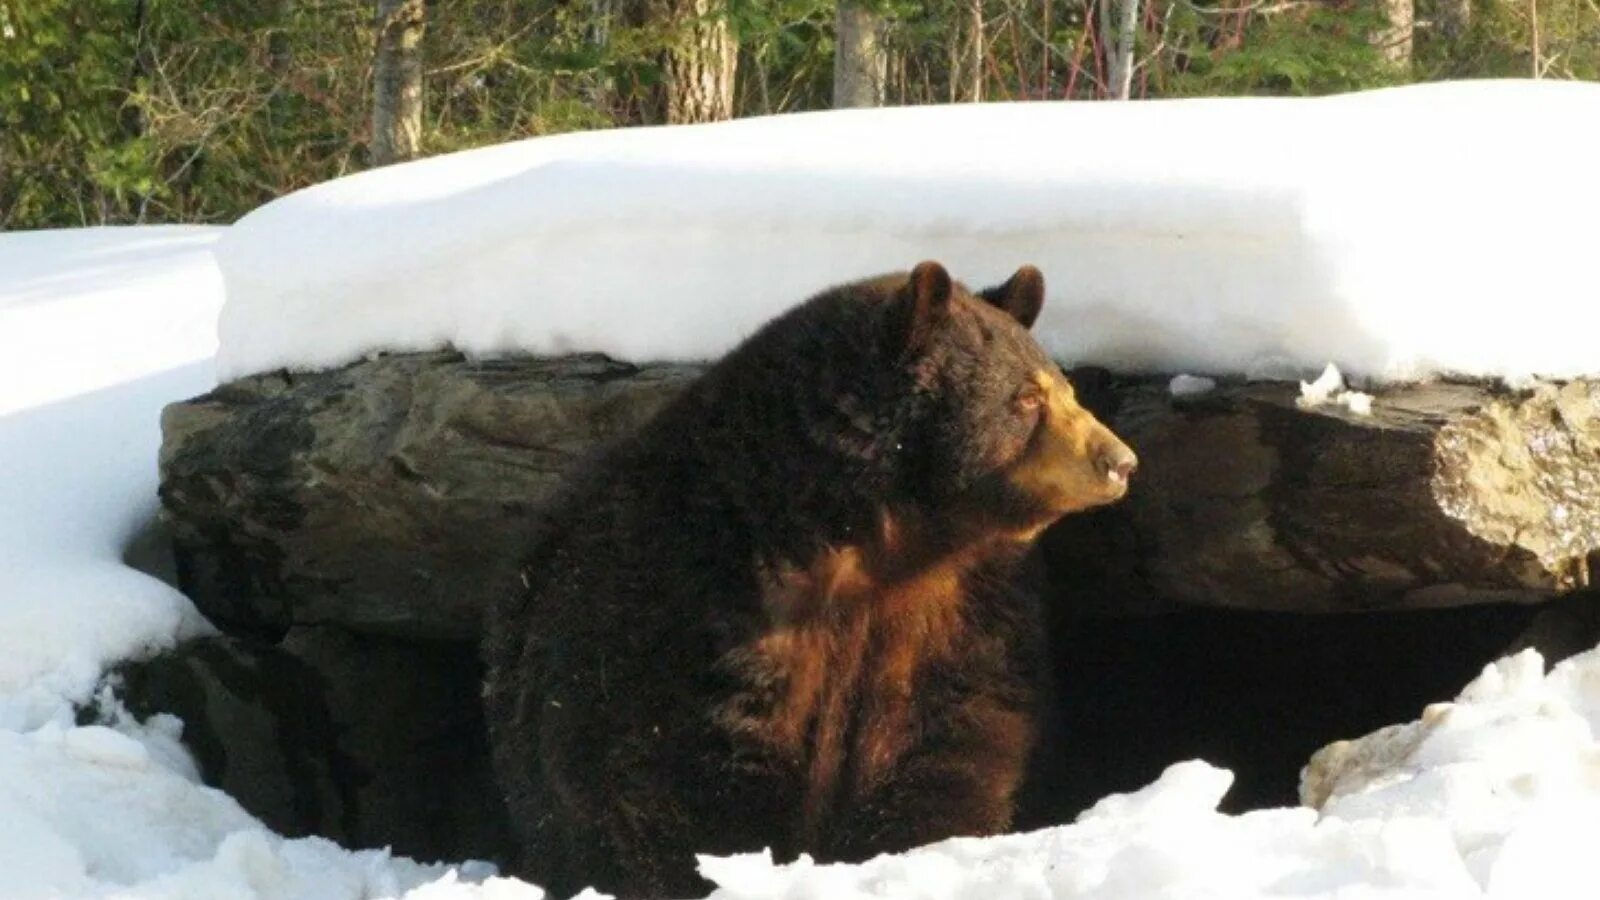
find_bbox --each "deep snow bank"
[0,227,222,730]
[0,228,477,899]
[218,79,1600,383]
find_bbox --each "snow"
[1297,362,1375,416]
[216,79,1600,385]
[0,227,223,416]
[10,83,1600,899]
[0,227,222,731]
[1167,374,1216,397]
[0,227,480,900]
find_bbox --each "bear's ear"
[979,265,1045,329]
[894,260,955,356]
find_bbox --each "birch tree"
[1101,0,1140,100]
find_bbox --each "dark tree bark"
[371,0,425,166]
[1043,373,1600,616]
[161,357,1600,642]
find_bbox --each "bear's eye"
[1014,386,1045,413]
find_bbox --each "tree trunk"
[961,0,985,101]
[1102,0,1139,99]
[371,0,425,167]
[1435,0,1470,41]
[585,0,618,117]
[1529,0,1541,77]
[1043,372,1600,616]
[833,1,886,108]
[1375,0,1414,68]
[654,0,737,124]
[162,358,1600,641]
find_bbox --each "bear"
[482,261,1137,899]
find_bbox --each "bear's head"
[885,260,1137,537]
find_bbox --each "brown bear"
[482,261,1136,899]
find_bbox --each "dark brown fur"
[482,262,1135,898]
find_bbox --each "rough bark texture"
[370,0,424,166]
[1376,0,1415,67]
[655,0,737,123]
[833,2,887,108]
[160,354,1600,643]
[1046,373,1600,616]
[159,353,699,640]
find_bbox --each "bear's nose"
[1099,444,1138,487]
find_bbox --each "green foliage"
[1164,2,1407,97]
[2,0,1596,229]
[0,0,144,226]
[1416,0,1600,81]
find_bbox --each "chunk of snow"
[1299,362,1348,406]
[1297,362,1375,417]
[216,80,1600,385]
[1168,373,1217,396]
[61,723,152,769]
[1302,648,1600,900]
[1341,390,1374,416]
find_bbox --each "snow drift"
[0,227,222,730]
[217,79,1600,384]
[0,228,475,899]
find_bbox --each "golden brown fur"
[483,262,1137,898]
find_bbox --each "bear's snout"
[1096,440,1138,489]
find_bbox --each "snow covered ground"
[7,80,1600,900]
[0,227,221,731]
[0,228,473,899]
[217,79,1600,385]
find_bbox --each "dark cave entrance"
[1017,596,1594,827]
[117,590,1596,869]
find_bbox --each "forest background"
[3,0,1596,229]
